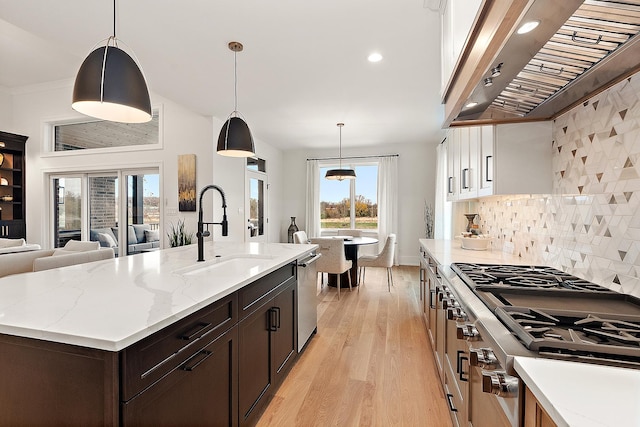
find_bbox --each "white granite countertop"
[515,357,640,427]
[419,238,533,267]
[0,242,315,352]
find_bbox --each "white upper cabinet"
[440,0,483,98]
[446,122,552,201]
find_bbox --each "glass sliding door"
[88,173,119,255]
[124,170,160,255]
[246,169,267,241]
[50,168,160,256]
[52,176,84,248]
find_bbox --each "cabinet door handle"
[448,177,453,194]
[179,322,212,340]
[458,353,469,382]
[274,307,281,329]
[429,289,436,309]
[182,350,213,372]
[268,308,279,331]
[446,393,457,412]
[485,155,493,182]
[462,168,469,189]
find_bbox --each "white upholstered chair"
[358,234,396,291]
[337,229,362,237]
[293,230,309,244]
[310,237,352,299]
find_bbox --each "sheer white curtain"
[377,156,398,264]
[434,143,451,239]
[305,160,321,238]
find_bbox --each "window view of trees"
[320,165,378,229]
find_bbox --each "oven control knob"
[448,307,468,321]
[482,371,519,397]
[456,324,480,341]
[469,348,498,368]
[443,297,457,309]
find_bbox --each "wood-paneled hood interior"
[443,0,640,127]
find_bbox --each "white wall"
[0,86,12,131]
[282,141,438,265]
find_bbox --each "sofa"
[0,240,114,278]
[0,238,41,255]
[90,224,160,256]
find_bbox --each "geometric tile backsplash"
[475,74,640,297]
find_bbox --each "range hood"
[445,0,640,126]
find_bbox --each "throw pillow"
[64,240,100,252]
[97,232,117,248]
[53,249,74,256]
[127,226,138,245]
[144,229,160,242]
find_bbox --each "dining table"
[327,236,378,288]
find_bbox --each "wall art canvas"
[178,154,196,211]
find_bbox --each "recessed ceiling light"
[484,78,493,87]
[368,52,383,63]
[465,102,478,108]
[517,20,540,34]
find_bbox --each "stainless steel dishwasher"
[296,252,321,352]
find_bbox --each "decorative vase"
[464,214,477,233]
[287,217,299,243]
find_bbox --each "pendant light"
[325,123,356,180]
[217,41,256,157]
[72,0,152,123]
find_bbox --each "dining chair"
[357,233,396,291]
[337,229,362,237]
[293,230,309,244]
[310,237,352,299]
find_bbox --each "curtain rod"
[306,154,399,161]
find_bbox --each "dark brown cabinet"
[121,294,239,426]
[0,263,299,427]
[122,326,238,427]
[238,263,297,426]
[0,131,27,239]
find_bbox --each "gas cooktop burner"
[451,263,610,292]
[496,307,640,366]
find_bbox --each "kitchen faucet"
[197,185,228,262]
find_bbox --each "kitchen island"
[419,239,640,427]
[0,241,316,426]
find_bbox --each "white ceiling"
[0,0,443,150]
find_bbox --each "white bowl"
[458,235,493,251]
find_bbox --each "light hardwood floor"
[256,265,453,427]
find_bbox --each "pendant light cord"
[234,50,238,113]
[338,125,342,169]
[112,0,116,38]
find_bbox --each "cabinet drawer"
[238,263,295,320]
[120,293,237,401]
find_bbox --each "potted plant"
[166,218,194,247]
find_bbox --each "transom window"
[53,112,159,151]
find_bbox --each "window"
[319,163,378,230]
[53,112,159,151]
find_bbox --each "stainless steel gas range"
[452,263,640,369]
[418,249,640,427]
